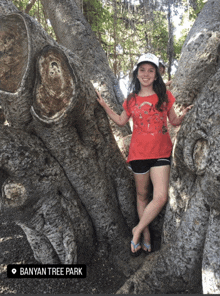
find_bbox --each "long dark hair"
[127,62,168,111]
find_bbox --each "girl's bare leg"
[133,172,151,252]
[131,165,170,253]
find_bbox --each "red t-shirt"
[123,90,175,162]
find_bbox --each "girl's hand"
[182,104,193,116]
[95,90,106,107]
[168,104,193,126]
[95,89,129,126]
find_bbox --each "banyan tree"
[0,0,220,294]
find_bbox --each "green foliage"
[173,28,188,60]
[182,0,207,20]
[174,0,207,60]
[191,1,207,20]
[12,0,56,39]
[83,0,112,36]
[11,0,205,81]
[12,0,28,10]
[84,1,170,79]
[150,11,169,63]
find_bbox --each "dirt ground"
[0,216,127,294]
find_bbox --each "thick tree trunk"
[202,209,220,294]
[74,0,83,11]
[171,0,220,105]
[0,1,141,275]
[0,126,95,264]
[2,0,220,292]
[30,44,136,252]
[117,0,220,293]
[40,0,131,141]
[0,0,18,14]
[167,1,174,81]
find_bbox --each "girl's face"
[137,63,157,89]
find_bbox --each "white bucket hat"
[137,53,159,68]
[159,60,165,67]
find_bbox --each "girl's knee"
[154,194,168,207]
[137,190,148,202]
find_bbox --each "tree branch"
[25,0,37,14]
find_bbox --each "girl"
[96,53,192,256]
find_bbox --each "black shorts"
[129,157,171,174]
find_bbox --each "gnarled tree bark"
[0,126,95,264]
[117,0,220,293]
[171,0,220,105]
[40,0,131,144]
[1,0,220,293]
[0,1,141,276]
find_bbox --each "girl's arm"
[168,105,193,126]
[96,90,130,127]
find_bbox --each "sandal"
[142,242,152,255]
[130,240,142,257]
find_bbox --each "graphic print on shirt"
[122,91,175,162]
[131,100,167,136]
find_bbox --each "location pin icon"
[12,268,17,274]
